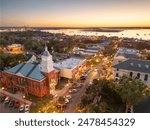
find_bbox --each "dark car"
[9,100,15,107]
[80,76,86,80]
[14,101,20,108]
[0,95,6,102]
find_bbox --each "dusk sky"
[0,0,150,27]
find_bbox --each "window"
[116,73,119,77]
[137,73,140,79]
[130,72,133,77]
[144,74,148,81]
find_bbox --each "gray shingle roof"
[113,59,150,74]
[6,63,45,81]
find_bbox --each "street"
[0,102,18,113]
[65,71,98,113]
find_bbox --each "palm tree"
[115,75,150,113]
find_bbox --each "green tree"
[115,75,150,113]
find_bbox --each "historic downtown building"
[1,46,58,97]
[1,46,87,97]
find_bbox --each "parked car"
[14,101,20,108]
[4,97,10,104]
[75,83,83,89]
[19,104,25,112]
[94,68,98,72]
[9,100,15,108]
[0,95,6,102]
[80,76,86,80]
[69,89,78,94]
[64,95,72,100]
[24,104,30,113]
[65,98,70,104]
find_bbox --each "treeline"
[0,51,29,70]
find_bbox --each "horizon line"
[1,26,150,28]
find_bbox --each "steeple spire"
[45,44,48,51]
[40,44,53,73]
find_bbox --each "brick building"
[1,46,58,97]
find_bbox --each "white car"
[64,95,72,100]
[4,97,10,104]
[65,98,69,104]
[94,68,98,72]
[69,89,78,94]
[54,94,58,98]
[25,104,30,112]
[19,104,25,112]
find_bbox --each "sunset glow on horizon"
[1,0,150,27]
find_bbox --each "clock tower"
[40,45,53,73]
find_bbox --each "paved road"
[65,71,98,113]
[0,102,18,113]
[134,97,150,113]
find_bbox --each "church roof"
[5,63,46,81]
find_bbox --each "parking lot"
[0,101,18,113]
[0,90,32,113]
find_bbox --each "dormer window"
[138,64,141,68]
[130,63,134,66]
[145,65,149,69]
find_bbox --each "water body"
[1,28,150,40]
[42,29,150,40]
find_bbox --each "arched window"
[116,73,119,77]
[137,73,140,79]
[130,72,133,77]
[144,74,148,81]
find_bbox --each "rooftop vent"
[130,63,134,66]
[145,65,149,69]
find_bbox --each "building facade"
[1,46,58,97]
[113,48,140,65]
[54,57,86,79]
[113,59,150,87]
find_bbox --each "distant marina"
[0,27,150,40]
[41,28,150,40]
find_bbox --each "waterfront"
[42,29,150,40]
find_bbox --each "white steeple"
[40,45,54,73]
